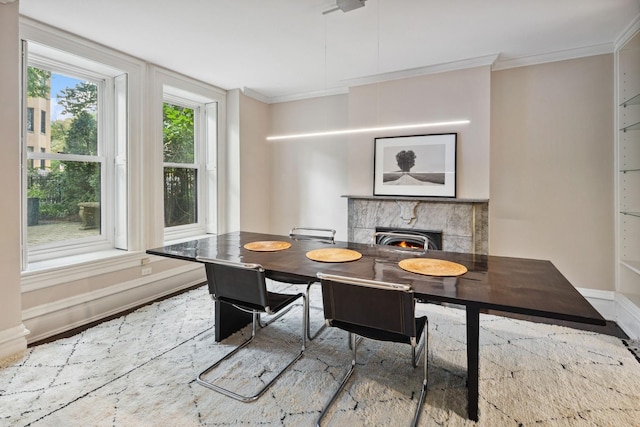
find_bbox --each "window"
[40,110,46,134]
[22,41,128,265]
[161,85,218,241]
[163,101,197,227]
[26,107,34,132]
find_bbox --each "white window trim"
[148,66,225,248]
[19,17,145,277]
[22,43,123,265]
[162,93,206,240]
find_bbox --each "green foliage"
[163,103,194,163]
[66,110,98,155]
[27,67,51,99]
[50,119,70,153]
[57,82,97,116]
[164,168,196,227]
[396,150,416,173]
[27,182,44,199]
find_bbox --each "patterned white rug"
[1,284,639,426]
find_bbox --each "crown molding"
[246,40,625,104]
[492,43,614,71]
[614,13,640,50]
[340,54,499,88]
[241,86,349,105]
[258,54,498,104]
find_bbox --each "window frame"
[159,80,220,244]
[40,110,46,134]
[20,41,128,268]
[26,107,34,132]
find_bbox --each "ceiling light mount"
[323,0,367,15]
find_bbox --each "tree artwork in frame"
[374,133,457,197]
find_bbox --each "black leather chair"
[265,227,336,340]
[195,257,307,402]
[316,273,428,426]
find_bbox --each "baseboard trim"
[0,324,30,363]
[616,294,640,340]
[577,288,640,339]
[22,265,206,344]
[577,287,617,321]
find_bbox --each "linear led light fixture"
[266,120,470,141]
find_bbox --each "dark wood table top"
[147,231,605,326]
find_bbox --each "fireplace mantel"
[344,195,489,254]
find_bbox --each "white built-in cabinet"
[617,29,640,315]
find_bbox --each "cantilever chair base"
[196,257,307,402]
[316,273,429,427]
[197,312,305,402]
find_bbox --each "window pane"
[27,162,101,246]
[26,66,102,248]
[54,77,98,156]
[27,108,34,132]
[163,103,194,163]
[40,110,46,134]
[164,167,197,227]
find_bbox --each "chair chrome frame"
[315,273,428,427]
[264,227,336,341]
[195,257,307,402]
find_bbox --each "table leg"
[466,305,480,421]
[214,300,253,342]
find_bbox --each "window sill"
[21,249,150,292]
[163,233,213,246]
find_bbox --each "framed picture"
[373,133,457,197]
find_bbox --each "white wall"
[268,95,349,239]
[0,1,29,361]
[491,55,615,292]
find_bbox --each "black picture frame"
[373,133,457,197]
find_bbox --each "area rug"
[1,284,639,426]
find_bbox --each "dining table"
[147,230,605,422]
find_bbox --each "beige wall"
[490,55,615,291]
[0,1,28,360]
[239,92,271,233]
[347,66,492,199]
[268,95,349,239]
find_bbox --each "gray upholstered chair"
[315,273,428,426]
[266,227,336,340]
[195,257,307,402]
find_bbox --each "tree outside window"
[163,102,197,228]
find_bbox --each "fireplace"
[345,195,489,254]
[375,227,442,251]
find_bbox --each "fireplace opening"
[375,227,443,251]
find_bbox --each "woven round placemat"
[306,248,362,263]
[398,258,468,277]
[243,241,292,252]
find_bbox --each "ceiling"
[19,0,640,103]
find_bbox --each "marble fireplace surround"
[345,195,489,254]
